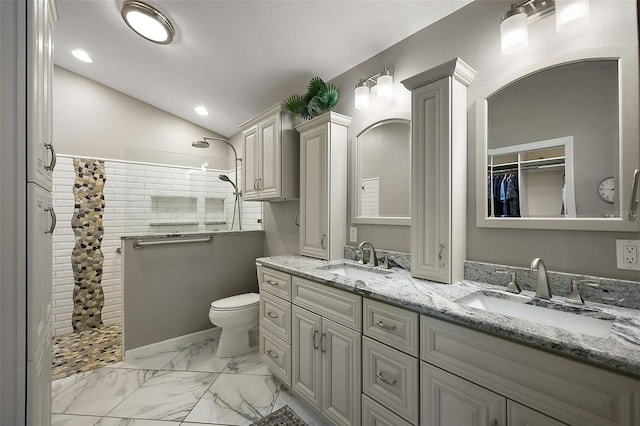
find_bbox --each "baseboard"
[124,327,221,361]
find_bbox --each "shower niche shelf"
[150,195,198,225]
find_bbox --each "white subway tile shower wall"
[51,156,262,336]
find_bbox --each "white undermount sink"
[457,291,615,338]
[321,264,390,281]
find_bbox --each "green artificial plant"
[285,77,340,120]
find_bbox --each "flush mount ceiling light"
[121,0,175,45]
[354,66,394,110]
[71,49,93,63]
[499,0,590,54]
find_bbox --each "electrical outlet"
[616,240,640,270]
[349,226,358,243]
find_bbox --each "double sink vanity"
[256,254,640,426]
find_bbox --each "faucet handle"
[381,255,394,270]
[496,269,522,294]
[568,279,600,304]
[355,248,365,264]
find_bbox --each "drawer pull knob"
[266,280,278,286]
[266,349,279,359]
[266,312,278,319]
[490,420,498,426]
[313,330,319,350]
[376,371,397,386]
[375,320,397,331]
[320,333,326,353]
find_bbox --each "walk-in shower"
[192,136,243,230]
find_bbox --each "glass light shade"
[500,11,528,54]
[555,0,590,33]
[355,84,370,110]
[125,10,169,42]
[376,74,393,101]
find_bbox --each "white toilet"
[209,292,260,357]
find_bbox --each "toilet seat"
[210,292,259,311]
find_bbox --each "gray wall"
[325,0,638,279]
[123,231,264,350]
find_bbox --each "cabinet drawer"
[258,266,291,300]
[259,326,291,387]
[364,299,419,356]
[362,394,413,426]
[363,336,418,424]
[259,291,291,342]
[292,276,361,331]
[508,400,567,426]
[421,316,640,426]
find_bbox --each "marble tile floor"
[52,335,328,426]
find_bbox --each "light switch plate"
[616,239,640,270]
[349,226,358,243]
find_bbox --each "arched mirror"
[352,118,411,225]
[476,49,639,231]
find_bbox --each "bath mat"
[251,405,308,426]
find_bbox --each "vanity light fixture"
[499,0,590,54]
[121,0,175,45]
[354,66,394,110]
[71,49,93,63]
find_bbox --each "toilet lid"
[211,293,260,311]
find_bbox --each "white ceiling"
[54,0,473,137]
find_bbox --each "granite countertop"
[256,255,640,378]
[121,230,264,240]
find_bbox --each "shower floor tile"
[52,323,123,380]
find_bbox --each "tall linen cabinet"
[297,112,352,260]
[26,0,57,424]
[401,58,476,283]
[0,0,57,424]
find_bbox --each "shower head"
[192,140,210,148]
[219,174,239,194]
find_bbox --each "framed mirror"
[352,118,411,225]
[476,48,639,231]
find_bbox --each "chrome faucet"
[530,257,552,299]
[358,241,378,267]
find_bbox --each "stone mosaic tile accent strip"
[52,323,122,380]
[71,158,106,331]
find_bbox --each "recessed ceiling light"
[195,106,209,116]
[71,49,93,63]
[121,0,175,45]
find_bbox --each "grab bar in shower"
[133,236,212,249]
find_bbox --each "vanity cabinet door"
[421,362,506,426]
[299,124,328,259]
[242,126,259,200]
[292,306,322,409]
[508,401,567,426]
[322,318,361,426]
[298,112,351,260]
[258,114,281,198]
